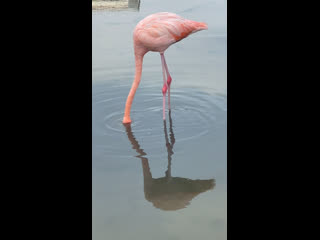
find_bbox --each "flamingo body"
[134,12,207,54]
[123,12,208,124]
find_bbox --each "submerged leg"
[160,53,167,120]
[162,54,172,110]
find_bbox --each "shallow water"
[92,0,227,239]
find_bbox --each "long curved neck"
[123,53,144,123]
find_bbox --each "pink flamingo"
[122,12,208,124]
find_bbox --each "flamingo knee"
[167,76,172,86]
[162,84,168,95]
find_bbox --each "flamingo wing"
[134,12,207,51]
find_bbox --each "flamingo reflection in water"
[123,111,215,211]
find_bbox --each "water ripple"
[93,83,226,156]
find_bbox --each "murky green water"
[93,0,227,239]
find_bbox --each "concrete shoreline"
[92,0,139,11]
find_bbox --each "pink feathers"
[133,12,208,53]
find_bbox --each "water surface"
[93,0,227,239]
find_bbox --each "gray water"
[92,0,227,239]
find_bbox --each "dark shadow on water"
[123,110,215,211]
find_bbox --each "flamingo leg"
[162,54,172,110]
[160,53,167,120]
